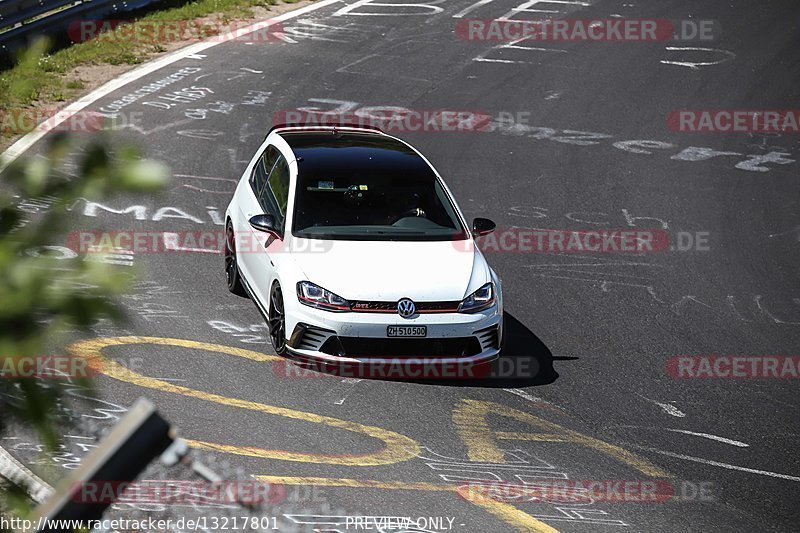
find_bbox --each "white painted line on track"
[0,0,344,172]
[637,393,686,417]
[665,429,749,448]
[333,378,362,405]
[503,387,548,404]
[452,0,495,18]
[163,232,220,254]
[502,388,568,414]
[653,402,686,418]
[617,425,750,448]
[640,447,800,482]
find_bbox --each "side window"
[258,155,291,230]
[249,145,279,196]
[263,144,279,171]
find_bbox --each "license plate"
[387,326,427,337]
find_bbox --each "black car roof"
[280,130,410,153]
[278,131,436,179]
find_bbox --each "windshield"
[289,138,468,241]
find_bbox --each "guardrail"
[0,0,157,53]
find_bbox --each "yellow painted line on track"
[68,336,421,466]
[77,335,282,362]
[256,475,456,492]
[453,400,671,478]
[67,338,573,531]
[495,432,572,442]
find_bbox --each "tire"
[269,283,288,356]
[224,222,247,297]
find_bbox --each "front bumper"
[284,305,502,367]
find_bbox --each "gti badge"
[397,298,416,318]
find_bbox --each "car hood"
[289,238,486,301]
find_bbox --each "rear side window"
[249,145,280,196]
[263,144,279,171]
[259,155,290,230]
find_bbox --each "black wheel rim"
[269,285,286,352]
[225,225,237,289]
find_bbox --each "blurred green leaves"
[0,133,168,448]
[1,41,167,529]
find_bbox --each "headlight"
[297,281,350,312]
[458,282,496,313]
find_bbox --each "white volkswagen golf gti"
[224,124,503,371]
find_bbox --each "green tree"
[0,90,169,526]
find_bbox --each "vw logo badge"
[397,298,416,318]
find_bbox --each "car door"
[237,144,280,306]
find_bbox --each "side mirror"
[249,214,283,240]
[472,217,496,237]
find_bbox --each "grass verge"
[1,0,302,146]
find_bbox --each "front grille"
[349,300,460,313]
[319,336,482,358]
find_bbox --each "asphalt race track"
[3,0,800,531]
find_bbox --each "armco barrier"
[0,0,157,54]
